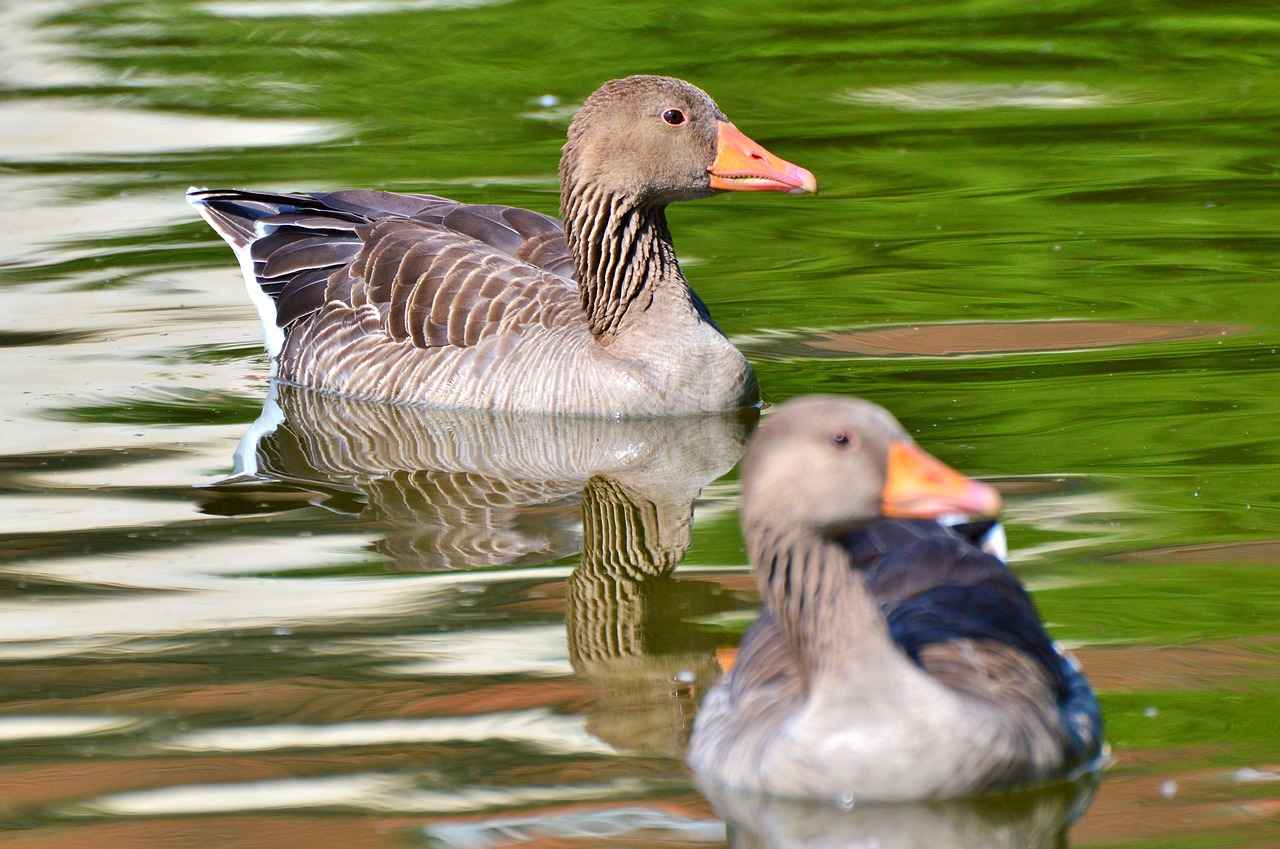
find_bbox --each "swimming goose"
[188,75,815,415]
[687,396,1103,803]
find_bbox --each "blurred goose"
[188,75,815,415]
[687,396,1103,803]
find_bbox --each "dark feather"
[845,520,1076,699]
[844,518,1104,767]
[273,268,334,328]
[260,235,362,278]
[314,189,455,220]
[443,205,530,255]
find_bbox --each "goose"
[687,396,1104,803]
[188,75,816,415]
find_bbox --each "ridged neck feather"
[746,522,893,679]
[561,178,682,339]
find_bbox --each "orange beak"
[708,121,818,195]
[881,442,1002,519]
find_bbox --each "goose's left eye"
[832,431,858,450]
[663,109,687,126]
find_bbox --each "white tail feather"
[187,188,286,359]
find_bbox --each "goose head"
[560,75,817,205]
[740,396,1002,539]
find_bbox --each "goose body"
[687,397,1103,803]
[189,76,815,415]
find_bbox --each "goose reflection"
[701,775,1097,849]
[216,383,754,572]
[207,383,756,753]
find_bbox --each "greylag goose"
[188,75,815,415]
[687,396,1104,803]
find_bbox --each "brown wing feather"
[191,189,579,348]
[342,219,580,351]
[917,638,1071,786]
[727,609,807,713]
[917,639,1059,709]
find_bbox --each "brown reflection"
[701,775,1097,849]
[1106,538,1280,565]
[200,384,755,756]
[794,321,1247,357]
[1073,637,1280,692]
[1072,754,1280,846]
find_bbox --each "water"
[2,0,1279,846]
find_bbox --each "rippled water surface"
[2,1,1280,846]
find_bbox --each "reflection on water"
[200,0,510,18]
[211,385,754,572]
[842,82,1110,111]
[741,320,1249,360]
[0,99,337,162]
[703,777,1098,849]
[204,384,754,756]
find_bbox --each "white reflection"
[0,715,142,741]
[0,495,204,536]
[1231,767,1280,783]
[70,773,645,816]
[426,806,725,849]
[0,546,575,660]
[842,82,1108,111]
[201,0,509,17]
[0,99,337,162]
[0,174,185,263]
[332,625,573,677]
[163,708,614,756]
[0,1,103,88]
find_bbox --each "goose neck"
[747,524,896,680]
[561,183,682,339]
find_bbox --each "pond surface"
[2,1,1280,846]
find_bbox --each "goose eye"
[662,108,687,126]
[831,431,858,450]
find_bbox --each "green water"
[1,0,1279,846]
